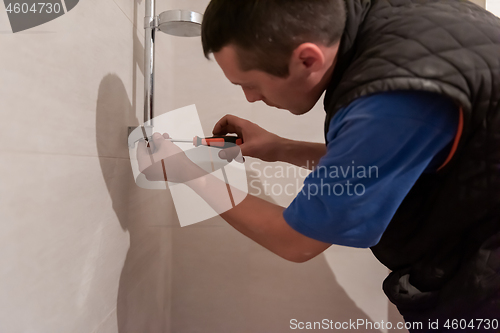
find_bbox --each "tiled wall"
[470,0,486,8]
[486,0,500,17]
[1,0,495,332]
[0,1,176,332]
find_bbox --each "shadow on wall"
[94,74,385,332]
[96,74,172,332]
[96,0,173,331]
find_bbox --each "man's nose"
[242,88,263,103]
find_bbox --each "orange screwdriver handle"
[193,136,243,149]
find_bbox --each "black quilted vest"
[324,0,500,318]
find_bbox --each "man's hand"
[136,131,331,262]
[213,115,285,162]
[137,133,206,183]
[213,115,327,169]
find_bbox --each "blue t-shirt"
[282,91,459,248]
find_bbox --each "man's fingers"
[213,114,246,136]
[151,132,177,162]
[152,132,164,144]
[218,145,244,163]
[150,132,169,154]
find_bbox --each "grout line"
[109,0,144,35]
[91,307,117,333]
[0,149,131,160]
[60,0,68,13]
[110,0,133,25]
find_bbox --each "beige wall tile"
[486,0,500,16]
[110,0,145,30]
[94,308,119,333]
[171,226,386,333]
[0,0,143,159]
[0,0,177,332]
[470,0,486,8]
[322,246,395,328]
[0,150,175,332]
[0,153,127,332]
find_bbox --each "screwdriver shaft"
[166,139,192,143]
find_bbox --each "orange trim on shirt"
[437,107,464,171]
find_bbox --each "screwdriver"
[167,136,243,149]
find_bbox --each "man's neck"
[313,41,341,102]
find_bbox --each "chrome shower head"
[157,10,203,37]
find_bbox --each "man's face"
[213,45,320,115]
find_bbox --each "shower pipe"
[129,1,203,145]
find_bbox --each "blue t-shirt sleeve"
[283,91,459,248]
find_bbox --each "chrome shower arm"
[129,3,202,148]
[144,0,156,128]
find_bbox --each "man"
[141,0,500,330]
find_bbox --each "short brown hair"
[202,0,346,77]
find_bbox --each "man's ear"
[289,43,326,75]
